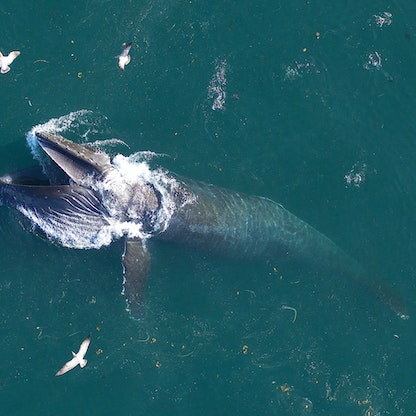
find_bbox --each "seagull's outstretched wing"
[56,356,79,376]
[7,51,20,63]
[120,42,132,57]
[78,334,91,357]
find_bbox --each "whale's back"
[159,177,355,274]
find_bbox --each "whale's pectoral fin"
[122,238,150,316]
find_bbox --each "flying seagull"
[117,42,132,71]
[56,335,91,376]
[0,50,20,74]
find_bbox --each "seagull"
[117,42,132,71]
[0,50,20,74]
[56,334,91,376]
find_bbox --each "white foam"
[100,154,191,237]
[208,59,227,111]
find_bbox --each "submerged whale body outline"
[0,131,408,319]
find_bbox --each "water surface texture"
[1,1,416,415]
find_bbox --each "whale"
[0,131,408,319]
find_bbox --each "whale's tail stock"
[359,275,409,320]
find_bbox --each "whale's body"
[0,132,405,318]
[158,176,350,272]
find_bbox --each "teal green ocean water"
[1,1,416,414]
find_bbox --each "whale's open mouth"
[0,133,113,248]
[0,131,184,251]
[0,132,152,248]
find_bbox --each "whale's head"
[0,132,165,249]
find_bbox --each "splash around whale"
[0,120,408,319]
